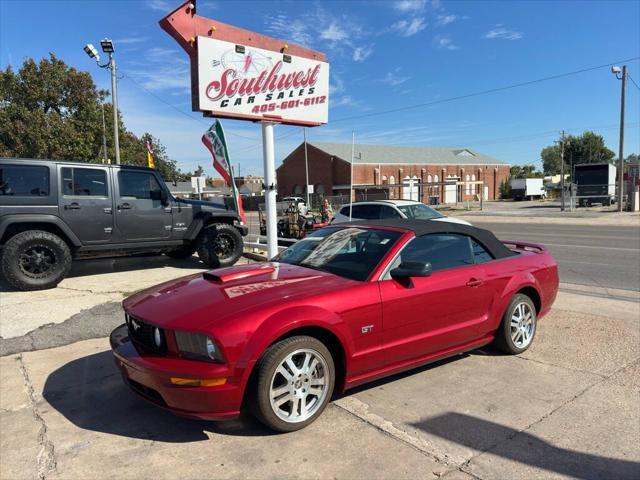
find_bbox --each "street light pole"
[100,103,108,164]
[616,65,627,211]
[109,53,121,165]
[560,130,566,212]
[83,39,120,165]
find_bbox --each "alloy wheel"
[510,302,535,349]
[213,233,233,259]
[19,244,56,278]
[269,348,329,423]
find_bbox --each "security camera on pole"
[83,39,121,165]
[159,0,329,259]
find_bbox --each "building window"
[471,174,476,194]
[465,174,470,195]
[389,175,395,198]
[293,184,302,195]
[382,175,387,185]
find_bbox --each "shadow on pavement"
[43,351,275,442]
[412,412,639,480]
[0,255,206,293]
[66,254,205,279]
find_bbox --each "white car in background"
[331,200,472,226]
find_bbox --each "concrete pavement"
[1,289,638,480]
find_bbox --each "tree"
[0,55,188,181]
[540,131,615,175]
[510,164,543,179]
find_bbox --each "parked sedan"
[332,200,471,225]
[111,219,558,432]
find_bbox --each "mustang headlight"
[174,331,224,363]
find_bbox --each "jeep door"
[58,165,113,244]
[114,169,172,241]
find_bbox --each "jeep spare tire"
[196,223,243,268]
[1,230,72,291]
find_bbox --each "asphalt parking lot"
[1,211,639,480]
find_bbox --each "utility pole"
[100,103,108,164]
[560,130,566,212]
[617,65,627,211]
[109,53,120,165]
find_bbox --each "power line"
[628,74,640,91]
[331,56,640,124]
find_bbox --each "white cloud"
[115,36,150,45]
[264,14,313,45]
[381,68,411,86]
[393,0,427,13]
[391,17,427,37]
[484,24,523,40]
[124,47,191,92]
[145,0,171,12]
[321,23,349,42]
[434,34,459,50]
[353,45,373,62]
[436,14,457,26]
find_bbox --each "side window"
[379,205,402,219]
[0,165,49,196]
[399,234,474,272]
[61,167,108,197]
[471,238,493,263]
[350,205,364,218]
[118,171,162,200]
[339,206,351,217]
[360,204,381,219]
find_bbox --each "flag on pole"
[146,140,155,169]
[202,120,246,224]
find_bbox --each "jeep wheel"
[164,244,196,259]
[1,230,72,291]
[196,223,243,268]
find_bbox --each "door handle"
[64,203,80,210]
[466,278,484,288]
[118,203,132,210]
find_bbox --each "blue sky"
[1,0,639,177]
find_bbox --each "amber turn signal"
[170,377,226,387]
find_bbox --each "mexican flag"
[201,120,246,224]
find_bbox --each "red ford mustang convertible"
[111,220,558,431]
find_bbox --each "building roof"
[305,142,508,166]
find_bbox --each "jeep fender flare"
[183,212,240,241]
[0,215,82,247]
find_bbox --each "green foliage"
[509,164,543,179]
[0,54,187,181]
[540,131,616,175]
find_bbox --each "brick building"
[277,142,510,203]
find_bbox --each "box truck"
[574,163,616,207]
[510,178,545,200]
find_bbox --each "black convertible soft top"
[341,218,515,260]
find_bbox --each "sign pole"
[262,121,278,259]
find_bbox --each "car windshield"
[274,227,402,281]
[397,203,444,220]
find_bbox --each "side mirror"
[390,261,432,280]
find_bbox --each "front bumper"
[110,324,242,420]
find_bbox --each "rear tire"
[196,223,243,268]
[0,230,72,291]
[164,244,196,259]
[250,336,335,432]
[494,293,537,354]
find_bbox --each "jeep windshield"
[397,203,444,220]
[274,226,401,281]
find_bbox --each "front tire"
[0,230,72,291]
[196,223,243,268]
[494,293,537,354]
[251,336,335,432]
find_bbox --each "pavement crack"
[514,354,607,379]
[17,354,57,480]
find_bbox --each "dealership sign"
[197,37,329,125]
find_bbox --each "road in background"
[472,221,640,292]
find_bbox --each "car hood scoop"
[203,265,276,283]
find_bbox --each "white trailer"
[510,178,545,200]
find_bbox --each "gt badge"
[361,325,374,334]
